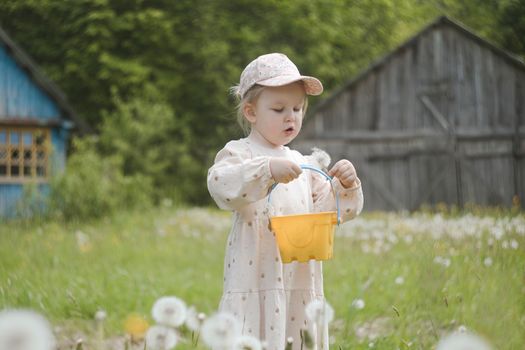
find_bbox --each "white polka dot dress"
[207,136,364,350]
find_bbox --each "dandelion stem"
[429,317,439,340]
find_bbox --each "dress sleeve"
[310,172,364,223]
[207,141,276,211]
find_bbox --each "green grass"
[0,206,523,349]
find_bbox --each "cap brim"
[257,75,323,96]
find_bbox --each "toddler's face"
[246,82,306,147]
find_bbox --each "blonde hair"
[229,82,309,135]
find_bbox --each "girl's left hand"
[328,159,358,189]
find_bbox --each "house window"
[0,127,50,182]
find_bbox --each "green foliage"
[48,136,152,221]
[98,84,191,203]
[0,0,522,206]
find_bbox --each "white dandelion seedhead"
[0,309,56,350]
[305,148,331,171]
[145,325,178,350]
[436,331,493,350]
[184,306,205,332]
[434,256,451,268]
[201,312,241,348]
[232,335,262,350]
[394,276,404,285]
[152,296,187,328]
[351,298,365,310]
[305,299,334,326]
[75,230,89,245]
[94,310,107,322]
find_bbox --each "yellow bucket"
[268,165,340,264]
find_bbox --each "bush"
[48,136,153,221]
[99,85,191,203]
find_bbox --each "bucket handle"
[268,164,341,225]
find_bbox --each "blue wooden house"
[0,26,87,218]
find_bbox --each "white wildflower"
[94,310,107,322]
[483,257,493,267]
[436,331,492,350]
[232,335,262,350]
[0,309,56,350]
[510,239,519,249]
[75,230,90,249]
[184,306,204,332]
[351,299,365,310]
[152,296,187,328]
[201,312,241,349]
[145,325,178,350]
[434,256,451,268]
[395,276,404,285]
[306,148,331,171]
[305,299,334,325]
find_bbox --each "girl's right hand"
[269,158,302,183]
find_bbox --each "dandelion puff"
[306,148,331,171]
[94,310,107,322]
[184,306,204,332]
[510,239,519,249]
[0,309,56,350]
[232,335,262,350]
[483,257,493,267]
[201,312,241,349]
[145,325,178,350]
[305,299,334,325]
[436,331,492,350]
[351,299,365,310]
[395,276,404,285]
[152,296,187,328]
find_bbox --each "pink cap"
[237,53,323,98]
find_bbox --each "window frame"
[0,126,51,184]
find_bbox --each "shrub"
[48,136,153,221]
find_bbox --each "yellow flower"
[124,314,149,342]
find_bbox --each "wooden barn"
[294,16,525,211]
[0,26,86,218]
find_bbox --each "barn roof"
[311,15,525,116]
[0,25,90,133]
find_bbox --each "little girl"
[207,53,364,349]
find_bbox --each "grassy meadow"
[0,204,523,349]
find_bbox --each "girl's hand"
[328,159,358,188]
[269,158,302,184]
